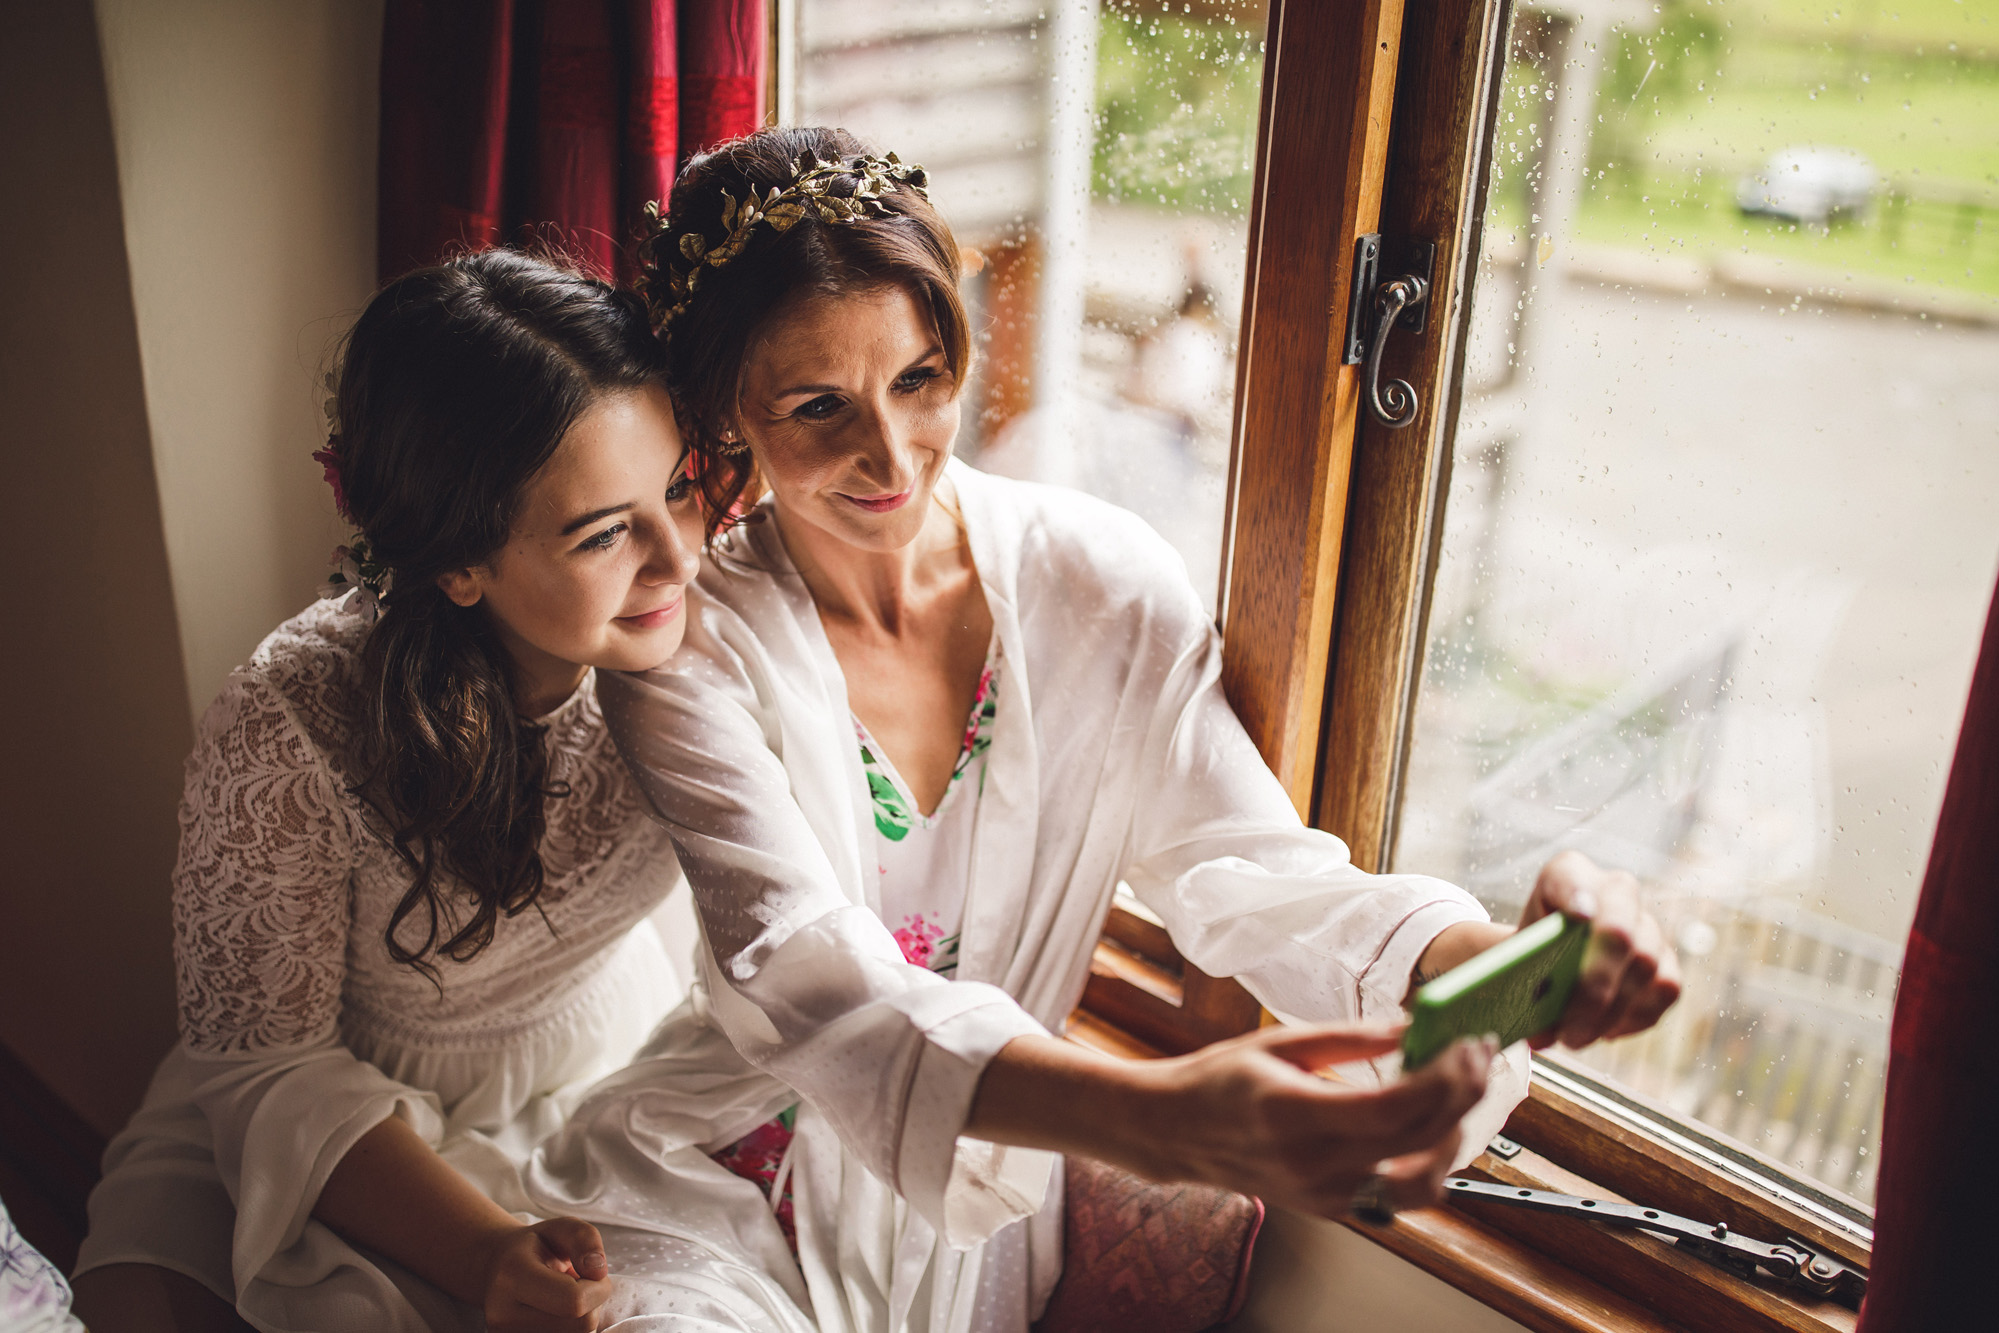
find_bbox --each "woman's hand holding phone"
[1135,1023,1499,1221]
[972,852,1678,1227]
[1517,850,1682,1049]
[1409,849,1682,1052]
[970,1025,1497,1224]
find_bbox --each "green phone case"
[1401,912,1591,1070]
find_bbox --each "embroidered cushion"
[1033,1155,1264,1333]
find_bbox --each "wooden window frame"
[1083,0,1415,1058]
[1069,2,1877,1330]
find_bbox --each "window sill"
[1068,971,1870,1333]
[1348,1139,1859,1333]
[1341,1055,1869,1333]
[1339,1193,1686,1333]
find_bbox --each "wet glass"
[1394,0,1999,1205]
[789,0,1269,612]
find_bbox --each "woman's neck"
[776,479,994,816]
[490,620,590,718]
[776,493,970,637]
[514,664,588,719]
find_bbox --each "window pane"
[789,0,1269,612]
[1396,0,1999,1206]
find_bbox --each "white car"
[1736,147,1878,225]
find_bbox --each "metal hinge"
[1444,1177,1867,1310]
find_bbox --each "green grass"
[1615,38,1999,191]
[1090,2,1265,215]
[1082,0,1999,294]
[1487,0,1999,296]
[1749,0,1998,53]
[1569,179,1999,297]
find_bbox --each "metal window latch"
[1342,233,1436,429]
[1444,1177,1867,1310]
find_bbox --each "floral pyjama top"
[711,641,1004,1248]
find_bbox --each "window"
[773,1,1999,1326]
[1394,0,1998,1219]
[1307,0,1993,1327]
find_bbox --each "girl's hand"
[1520,850,1682,1049]
[1119,1023,1495,1220]
[479,1218,615,1333]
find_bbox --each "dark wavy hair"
[641,125,972,456]
[326,249,744,978]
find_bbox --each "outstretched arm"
[965,849,1678,1224]
[965,1025,1495,1219]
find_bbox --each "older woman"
[528,128,1680,1333]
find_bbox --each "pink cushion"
[1033,1156,1264,1333]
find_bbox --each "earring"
[716,428,749,457]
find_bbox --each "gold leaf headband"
[639,150,931,331]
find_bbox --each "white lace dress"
[74,596,692,1332]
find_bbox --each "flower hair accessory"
[320,538,393,624]
[639,151,930,331]
[312,370,354,523]
[309,370,390,622]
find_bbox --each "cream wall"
[94,0,384,722]
[0,0,193,1137]
[1233,1210,1533,1331]
[0,0,381,1137]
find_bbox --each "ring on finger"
[1350,1172,1397,1225]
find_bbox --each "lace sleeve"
[172,673,356,1054]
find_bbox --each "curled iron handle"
[1365,274,1430,429]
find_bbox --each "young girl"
[525,128,1681,1333]
[71,250,765,1333]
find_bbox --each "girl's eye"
[894,367,942,393]
[578,523,626,552]
[795,394,843,421]
[665,475,693,503]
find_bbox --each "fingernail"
[1572,891,1598,918]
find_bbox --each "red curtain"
[1858,576,1999,1329]
[377,0,765,283]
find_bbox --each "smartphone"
[1400,912,1592,1071]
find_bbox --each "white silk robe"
[528,462,1529,1333]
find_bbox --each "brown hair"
[328,248,747,979]
[640,126,972,457]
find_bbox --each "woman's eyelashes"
[577,522,626,553]
[578,478,693,551]
[787,367,944,422]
